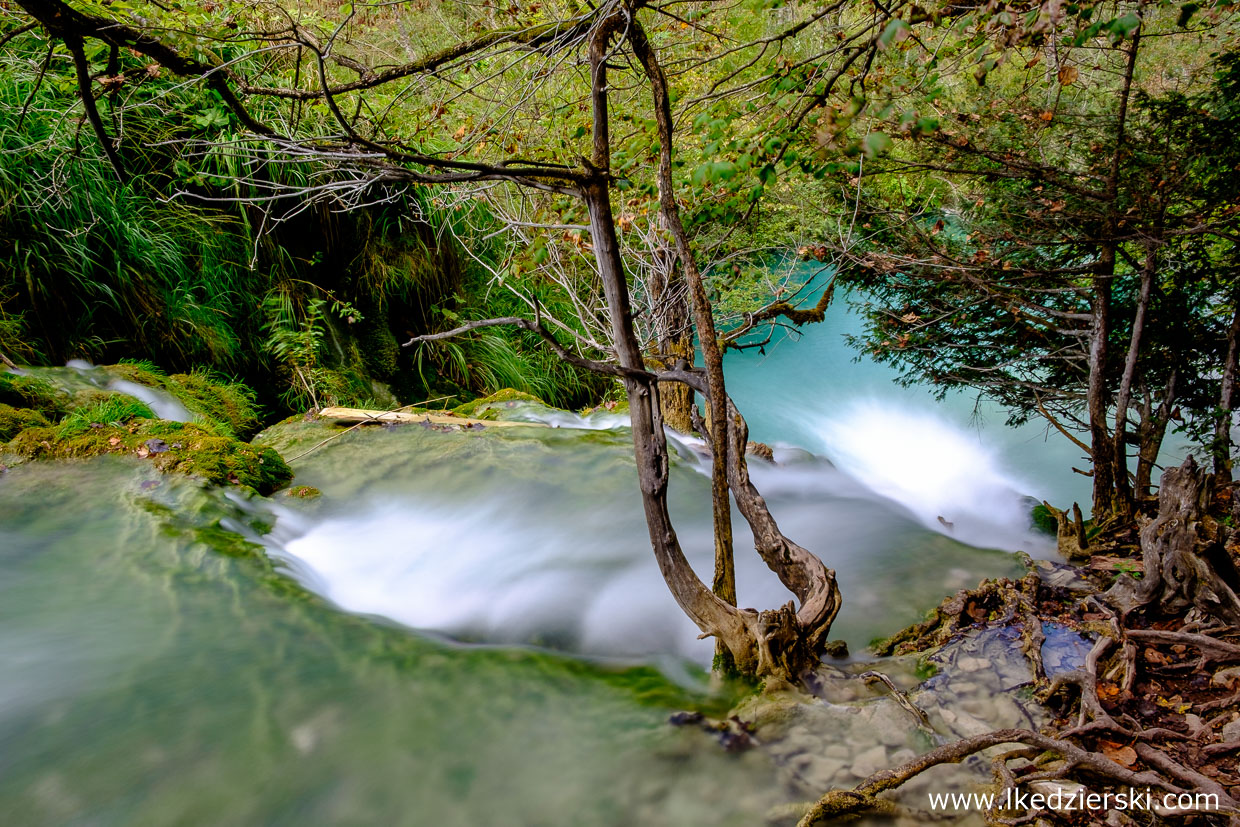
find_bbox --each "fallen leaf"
[108,436,122,446]
[136,446,150,459]
[144,438,170,454]
[1058,65,1079,85]
[1102,744,1138,767]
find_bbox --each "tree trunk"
[1135,371,1176,498]
[649,252,696,434]
[582,12,840,681]
[1087,267,1117,521]
[1110,241,1156,518]
[1091,15,1143,523]
[1214,296,1240,479]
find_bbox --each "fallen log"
[317,407,548,429]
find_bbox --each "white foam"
[808,398,1051,553]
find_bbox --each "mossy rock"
[102,364,262,439]
[284,485,321,499]
[103,361,167,389]
[165,372,261,439]
[0,372,71,417]
[580,399,630,417]
[5,418,292,494]
[451,388,547,418]
[0,403,50,441]
[1030,502,1058,536]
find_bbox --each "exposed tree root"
[800,459,1240,825]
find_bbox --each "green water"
[0,344,1048,826]
[0,459,784,826]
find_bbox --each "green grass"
[56,397,155,438]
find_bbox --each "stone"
[803,757,846,784]
[889,748,916,767]
[1211,666,1240,689]
[1220,718,1240,743]
[850,745,888,779]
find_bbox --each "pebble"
[850,745,888,779]
[804,756,846,783]
[1212,666,1240,689]
[1221,719,1240,743]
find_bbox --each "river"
[0,307,1084,825]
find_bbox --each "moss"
[101,364,262,439]
[6,418,292,494]
[1030,503,1058,536]
[0,403,50,441]
[0,372,70,417]
[359,323,402,380]
[165,371,261,439]
[451,388,546,418]
[580,399,630,417]
[106,360,167,388]
[285,485,321,499]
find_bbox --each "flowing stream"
[1,304,1092,825]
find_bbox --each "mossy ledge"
[449,388,547,419]
[104,362,262,439]
[5,418,292,494]
[0,403,51,441]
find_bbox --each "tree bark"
[1105,457,1240,626]
[1110,240,1156,518]
[625,17,737,619]
[1215,295,1240,479]
[1090,13,1142,523]
[649,251,696,434]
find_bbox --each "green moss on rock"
[285,485,321,499]
[451,388,546,418]
[1030,503,1058,536]
[166,371,261,439]
[0,372,70,417]
[6,418,292,494]
[101,364,262,439]
[57,396,155,438]
[0,403,50,441]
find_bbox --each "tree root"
[800,460,1240,825]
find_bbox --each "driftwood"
[316,407,547,429]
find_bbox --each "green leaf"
[879,19,909,49]
[863,132,891,158]
[1108,12,1141,41]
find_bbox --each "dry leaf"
[108,436,122,446]
[1058,65,1079,85]
[1102,744,1138,767]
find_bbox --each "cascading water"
[0,310,1089,825]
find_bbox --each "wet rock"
[889,748,915,767]
[822,639,849,659]
[850,745,888,779]
[823,744,851,761]
[1221,718,1240,743]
